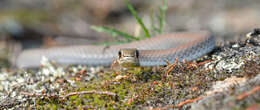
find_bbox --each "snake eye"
[118,50,122,58]
[135,50,139,58]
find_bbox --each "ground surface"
[1,30,260,109]
[1,0,260,109]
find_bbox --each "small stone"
[246,28,260,45]
[232,43,240,48]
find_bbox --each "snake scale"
[16,31,215,68]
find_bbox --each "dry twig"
[166,58,178,74]
[187,60,212,69]
[176,96,204,108]
[63,91,116,98]
[237,85,260,100]
[151,96,204,110]
[21,90,116,100]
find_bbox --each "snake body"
[16,31,215,68]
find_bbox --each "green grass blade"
[90,26,139,41]
[125,0,150,38]
[150,12,161,35]
[150,12,157,35]
[158,0,168,34]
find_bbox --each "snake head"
[117,48,140,68]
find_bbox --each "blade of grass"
[90,26,139,41]
[125,0,150,38]
[150,11,160,35]
[150,11,156,35]
[149,0,168,35]
[158,0,168,34]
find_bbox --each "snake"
[16,31,215,68]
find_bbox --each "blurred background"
[0,0,259,67]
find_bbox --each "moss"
[23,55,260,109]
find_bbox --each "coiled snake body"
[16,31,215,68]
